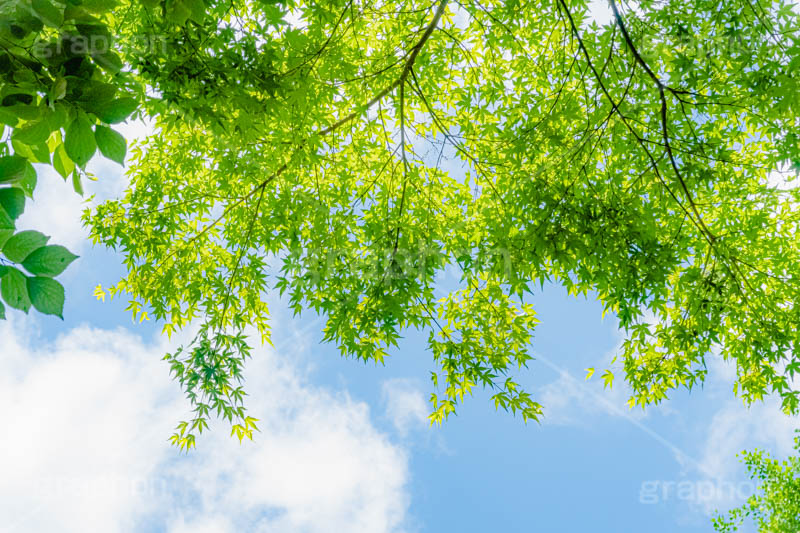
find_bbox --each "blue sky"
[0,119,797,533]
[2,2,799,529]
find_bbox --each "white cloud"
[658,356,800,518]
[686,396,799,515]
[0,317,412,533]
[0,321,181,533]
[381,379,429,436]
[588,0,613,26]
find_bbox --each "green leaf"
[13,163,37,198]
[11,139,51,165]
[187,0,206,23]
[90,98,137,124]
[47,103,68,133]
[21,245,78,277]
[51,77,67,101]
[11,120,52,146]
[94,125,126,165]
[64,111,96,167]
[166,0,192,25]
[92,50,123,73]
[0,108,18,127]
[601,370,614,390]
[32,0,64,27]
[2,104,41,121]
[1,267,30,313]
[3,230,50,263]
[0,155,29,184]
[27,276,65,318]
[63,4,102,22]
[0,188,25,220]
[79,0,119,14]
[0,299,5,320]
[52,143,75,179]
[0,230,13,249]
[0,205,14,231]
[72,171,83,196]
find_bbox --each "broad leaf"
[0,155,28,184]
[11,120,51,146]
[0,230,13,249]
[3,230,50,263]
[0,267,30,313]
[0,188,25,220]
[52,143,75,179]
[27,276,65,318]
[94,125,126,165]
[72,172,83,196]
[32,0,64,27]
[11,139,50,165]
[90,98,137,124]
[14,163,37,198]
[0,205,15,231]
[21,245,78,277]
[64,112,96,167]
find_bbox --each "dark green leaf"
[0,205,14,231]
[63,4,101,23]
[0,155,28,184]
[187,0,206,23]
[1,94,34,107]
[64,111,96,167]
[2,104,41,121]
[90,97,137,124]
[3,230,50,263]
[92,50,123,73]
[0,108,18,127]
[27,276,65,318]
[21,245,78,277]
[47,103,68,131]
[0,229,13,248]
[166,0,192,25]
[1,267,30,313]
[0,188,25,219]
[72,171,83,196]
[94,125,126,164]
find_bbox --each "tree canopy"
[713,432,800,533]
[1,0,799,453]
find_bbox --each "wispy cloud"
[382,378,430,437]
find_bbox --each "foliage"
[4,0,800,450]
[713,432,800,533]
[0,0,141,318]
[81,0,800,449]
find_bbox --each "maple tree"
[1,0,799,465]
[713,432,800,533]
